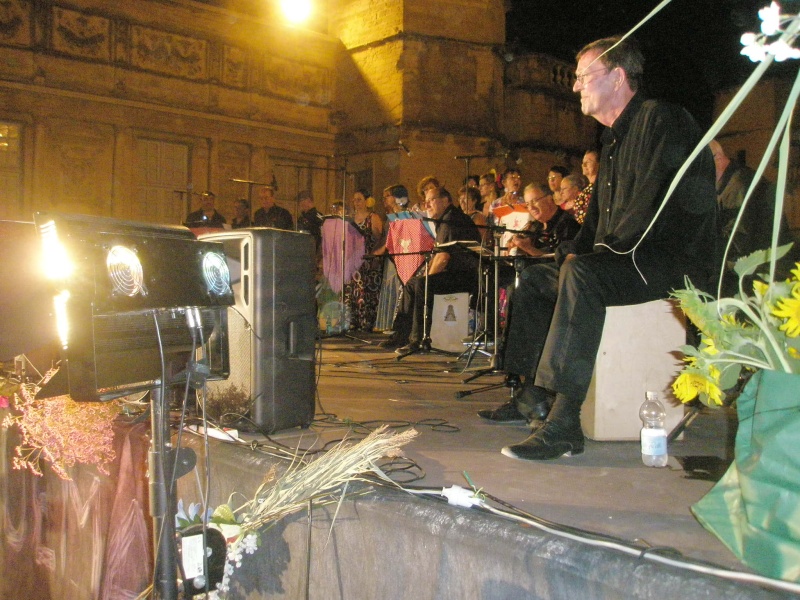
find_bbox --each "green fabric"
[692,370,800,581]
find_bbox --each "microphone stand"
[395,249,453,361]
[454,222,529,398]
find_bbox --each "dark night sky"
[506,0,782,127]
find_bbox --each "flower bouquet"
[671,244,800,407]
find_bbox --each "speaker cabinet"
[199,228,316,432]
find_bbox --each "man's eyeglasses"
[525,195,551,206]
[574,67,608,86]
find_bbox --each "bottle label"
[641,428,667,455]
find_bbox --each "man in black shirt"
[185,191,226,228]
[296,190,323,249]
[393,186,482,357]
[253,185,293,230]
[496,36,716,461]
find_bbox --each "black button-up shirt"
[562,93,716,283]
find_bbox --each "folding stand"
[396,251,454,361]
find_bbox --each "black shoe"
[501,419,585,460]
[395,341,420,358]
[477,401,527,423]
[379,333,407,349]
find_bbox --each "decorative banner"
[493,204,530,254]
[386,219,434,285]
[321,218,364,293]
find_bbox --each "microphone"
[231,178,268,185]
[398,140,411,156]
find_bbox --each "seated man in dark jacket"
[486,183,581,400]
[390,186,482,356]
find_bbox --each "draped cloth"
[385,219,435,285]
[322,218,365,294]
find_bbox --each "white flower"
[242,534,258,554]
[741,34,769,62]
[760,2,782,35]
[769,39,800,61]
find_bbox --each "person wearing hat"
[185,191,226,228]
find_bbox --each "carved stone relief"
[223,44,248,88]
[52,6,110,61]
[263,54,331,106]
[0,0,31,47]
[131,24,207,80]
[43,119,113,214]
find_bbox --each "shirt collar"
[600,92,645,146]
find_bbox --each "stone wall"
[0,0,339,223]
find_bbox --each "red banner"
[386,219,434,284]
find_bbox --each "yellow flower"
[753,279,769,297]
[790,262,800,284]
[672,370,724,405]
[700,337,719,356]
[772,283,800,337]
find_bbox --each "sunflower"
[672,366,724,405]
[772,283,800,338]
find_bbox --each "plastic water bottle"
[639,391,668,467]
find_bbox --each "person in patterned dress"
[344,188,384,331]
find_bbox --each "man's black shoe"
[477,401,527,423]
[395,341,421,358]
[501,419,585,460]
[378,333,407,350]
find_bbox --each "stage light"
[202,251,231,296]
[106,245,145,297]
[39,219,74,280]
[281,0,312,24]
[53,289,70,349]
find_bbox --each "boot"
[501,393,584,460]
[515,380,552,423]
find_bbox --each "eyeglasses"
[547,175,561,181]
[525,195,551,206]
[574,67,608,86]
[505,174,521,180]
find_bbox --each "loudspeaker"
[199,228,316,432]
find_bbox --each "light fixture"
[106,245,145,297]
[202,251,231,296]
[280,0,312,24]
[39,220,74,280]
[53,289,70,349]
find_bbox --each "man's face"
[201,194,215,211]
[300,198,314,212]
[503,172,521,194]
[425,189,450,220]
[573,49,615,118]
[525,189,555,222]
[547,171,563,194]
[582,152,599,181]
[259,187,275,208]
[235,202,248,218]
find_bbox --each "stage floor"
[258,333,739,570]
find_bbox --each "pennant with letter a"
[386,219,434,284]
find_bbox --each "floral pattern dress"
[345,213,383,331]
